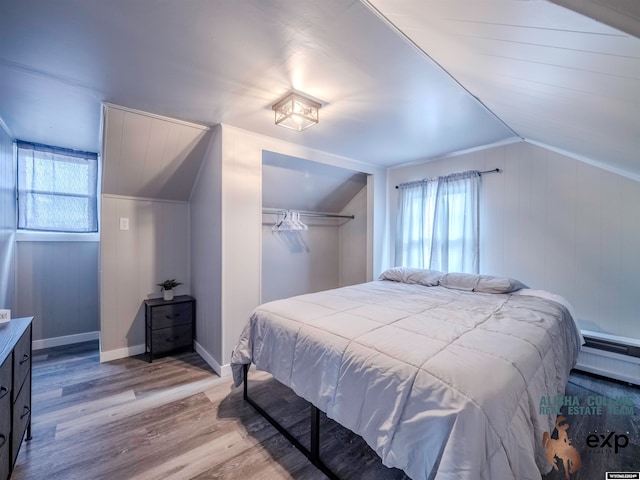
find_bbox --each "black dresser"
[0,317,32,480]
[144,296,195,362]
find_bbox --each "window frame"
[15,141,100,241]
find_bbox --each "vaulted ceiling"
[0,0,638,177]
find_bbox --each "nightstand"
[144,296,195,363]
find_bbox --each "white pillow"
[379,267,443,287]
[439,273,528,293]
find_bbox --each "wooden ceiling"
[0,0,638,178]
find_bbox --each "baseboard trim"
[99,344,146,363]
[32,331,100,351]
[194,341,231,377]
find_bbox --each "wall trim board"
[581,329,640,348]
[0,115,14,139]
[101,194,189,205]
[388,137,523,171]
[99,343,145,363]
[194,340,231,377]
[16,232,100,242]
[220,124,383,174]
[32,331,99,351]
[102,103,211,131]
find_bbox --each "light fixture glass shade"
[272,92,320,131]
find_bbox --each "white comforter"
[230,281,583,480]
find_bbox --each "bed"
[230,269,584,480]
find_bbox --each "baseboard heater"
[575,330,640,386]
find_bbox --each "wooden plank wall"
[16,241,99,342]
[0,123,15,310]
[100,195,190,360]
[387,141,640,341]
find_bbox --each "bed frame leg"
[243,363,249,401]
[242,364,340,480]
[310,405,320,461]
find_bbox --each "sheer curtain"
[17,141,99,232]
[395,170,480,273]
[395,180,438,268]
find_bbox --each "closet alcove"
[261,151,368,303]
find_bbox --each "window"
[17,141,99,233]
[395,170,480,273]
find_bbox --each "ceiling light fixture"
[272,92,321,131]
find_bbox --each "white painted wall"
[387,141,640,341]
[15,241,99,342]
[262,218,340,303]
[189,126,223,365]
[0,122,15,311]
[189,124,387,373]
[339,186,368,287]
[100,195,190,359]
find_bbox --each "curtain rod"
[262,208,354,220]
[395,168,501,189]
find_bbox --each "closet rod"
[262,208,354,220]
[395,168,501,189]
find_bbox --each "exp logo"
[586,431,630,453]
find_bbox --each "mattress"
[230,280,583,480]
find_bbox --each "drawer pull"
[0,386,8,399]
[165,336,180,343]
[20,353,30,365]
[0,433,6,449]
[21,405,31,420]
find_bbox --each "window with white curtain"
[17,141,99,233]
[395,170,480,273]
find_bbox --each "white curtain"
[17,141,99,232]
[395,170,480,273]
[395,181,438,268]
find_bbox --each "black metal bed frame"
[242,363,340,480]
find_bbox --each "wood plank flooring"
[11,342,406,480]
[11,341,639,480]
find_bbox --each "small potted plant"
[157,279,182,301]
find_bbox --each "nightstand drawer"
[13,326,31,396]
[150,302,193,329]
[150,324,192,355]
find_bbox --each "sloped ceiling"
[0,0,514,167]
[365,0,640,178]
[101,104,211,201]
[262,151,368,213]
[0,0,638,177]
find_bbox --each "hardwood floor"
[11,342,638,480]
[12,342,406,480]
[541,371,640,480]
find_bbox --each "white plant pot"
[163,289,174,301]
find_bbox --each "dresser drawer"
[150,302,193,329]
[0,358,10,463]
[0,356,10,407]
[150,324,192,355]
[0,390,9,449]
[13,326,31,396]
[0,435,9,480]
[12,374,30,466]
